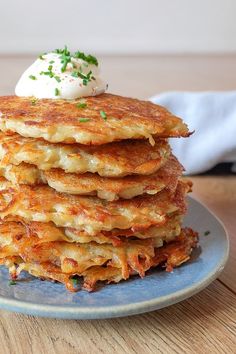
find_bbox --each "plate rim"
[0,196,230,319]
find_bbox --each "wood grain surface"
[0,55,235,354]
[0,281,235,354]
[192,176,236,293]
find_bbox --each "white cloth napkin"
[149,91,236,174]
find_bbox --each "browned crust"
[0,94,190,144]
[1,212,182,246]
[43,155,183,196]
[0,155,183,200]
[0,179,191,233]
[0,131,170,176]
[0,227,198,292]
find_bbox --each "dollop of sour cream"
[15,49,107,99]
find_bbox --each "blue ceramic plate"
[0,197,229,319]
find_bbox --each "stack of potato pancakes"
[0,93,198,292]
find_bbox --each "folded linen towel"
[150,91,236,174]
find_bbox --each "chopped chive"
[49,60,55,64]
[71,69,94,86]
[29,75,37,80]
[79,118,90,123]
[39,55,45,60]
[76,102,87,109]
[31,98,38,105]
[100,110,107,120]
[71,277,79,289]
[204,230,210,236]
[61,62,70,72]
[53,46,99,75]
[54,46,70,55]
[72,278,78,286]
[71,71,78,78]
[40,71,52,76]
[56,46,71,72]
[40,68,61,82]
[55,88,60,96]
[53,47,99,74]
[9,280,17,285]
[74,51,98,66]
[54,76,61,83]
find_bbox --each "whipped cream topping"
[15,48,107,99]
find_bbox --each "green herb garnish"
[100,110,107,120]
[40,70,54,78]
[53,46,98,75]
[79,118,90,123]
[204,230,210,236]
[39,54,45,60]
[55,88,60,96]
[29,75,37,80]
[39,47,99,84]
[74,51,98,66]
[76,102,87,109]
[74,70,95,86]
[71,71,79,78]
[40,65,61,82]
[54,46,70,55]
[71,277,79,287]
[54,46,71,73]
[9,280,16,285]
[54,76,61,83]
[54,47,98,66]
[31,98,38,105]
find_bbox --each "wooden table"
[0,55,235,354]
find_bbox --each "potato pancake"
[0,94,190,144]
[0,223,198,292]
[0,155,183,201]
[0,132,170,177]
[2,213,182,246]
[0,178,191,235]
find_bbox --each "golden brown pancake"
[0,178,191,235]
[64,214,182,246]
[0,132,170,177]
[0,94,190,144]
[0,222,198,292]
[2,213,182,246]
[0,155,183,201]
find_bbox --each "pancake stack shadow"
[0,93,198,292]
